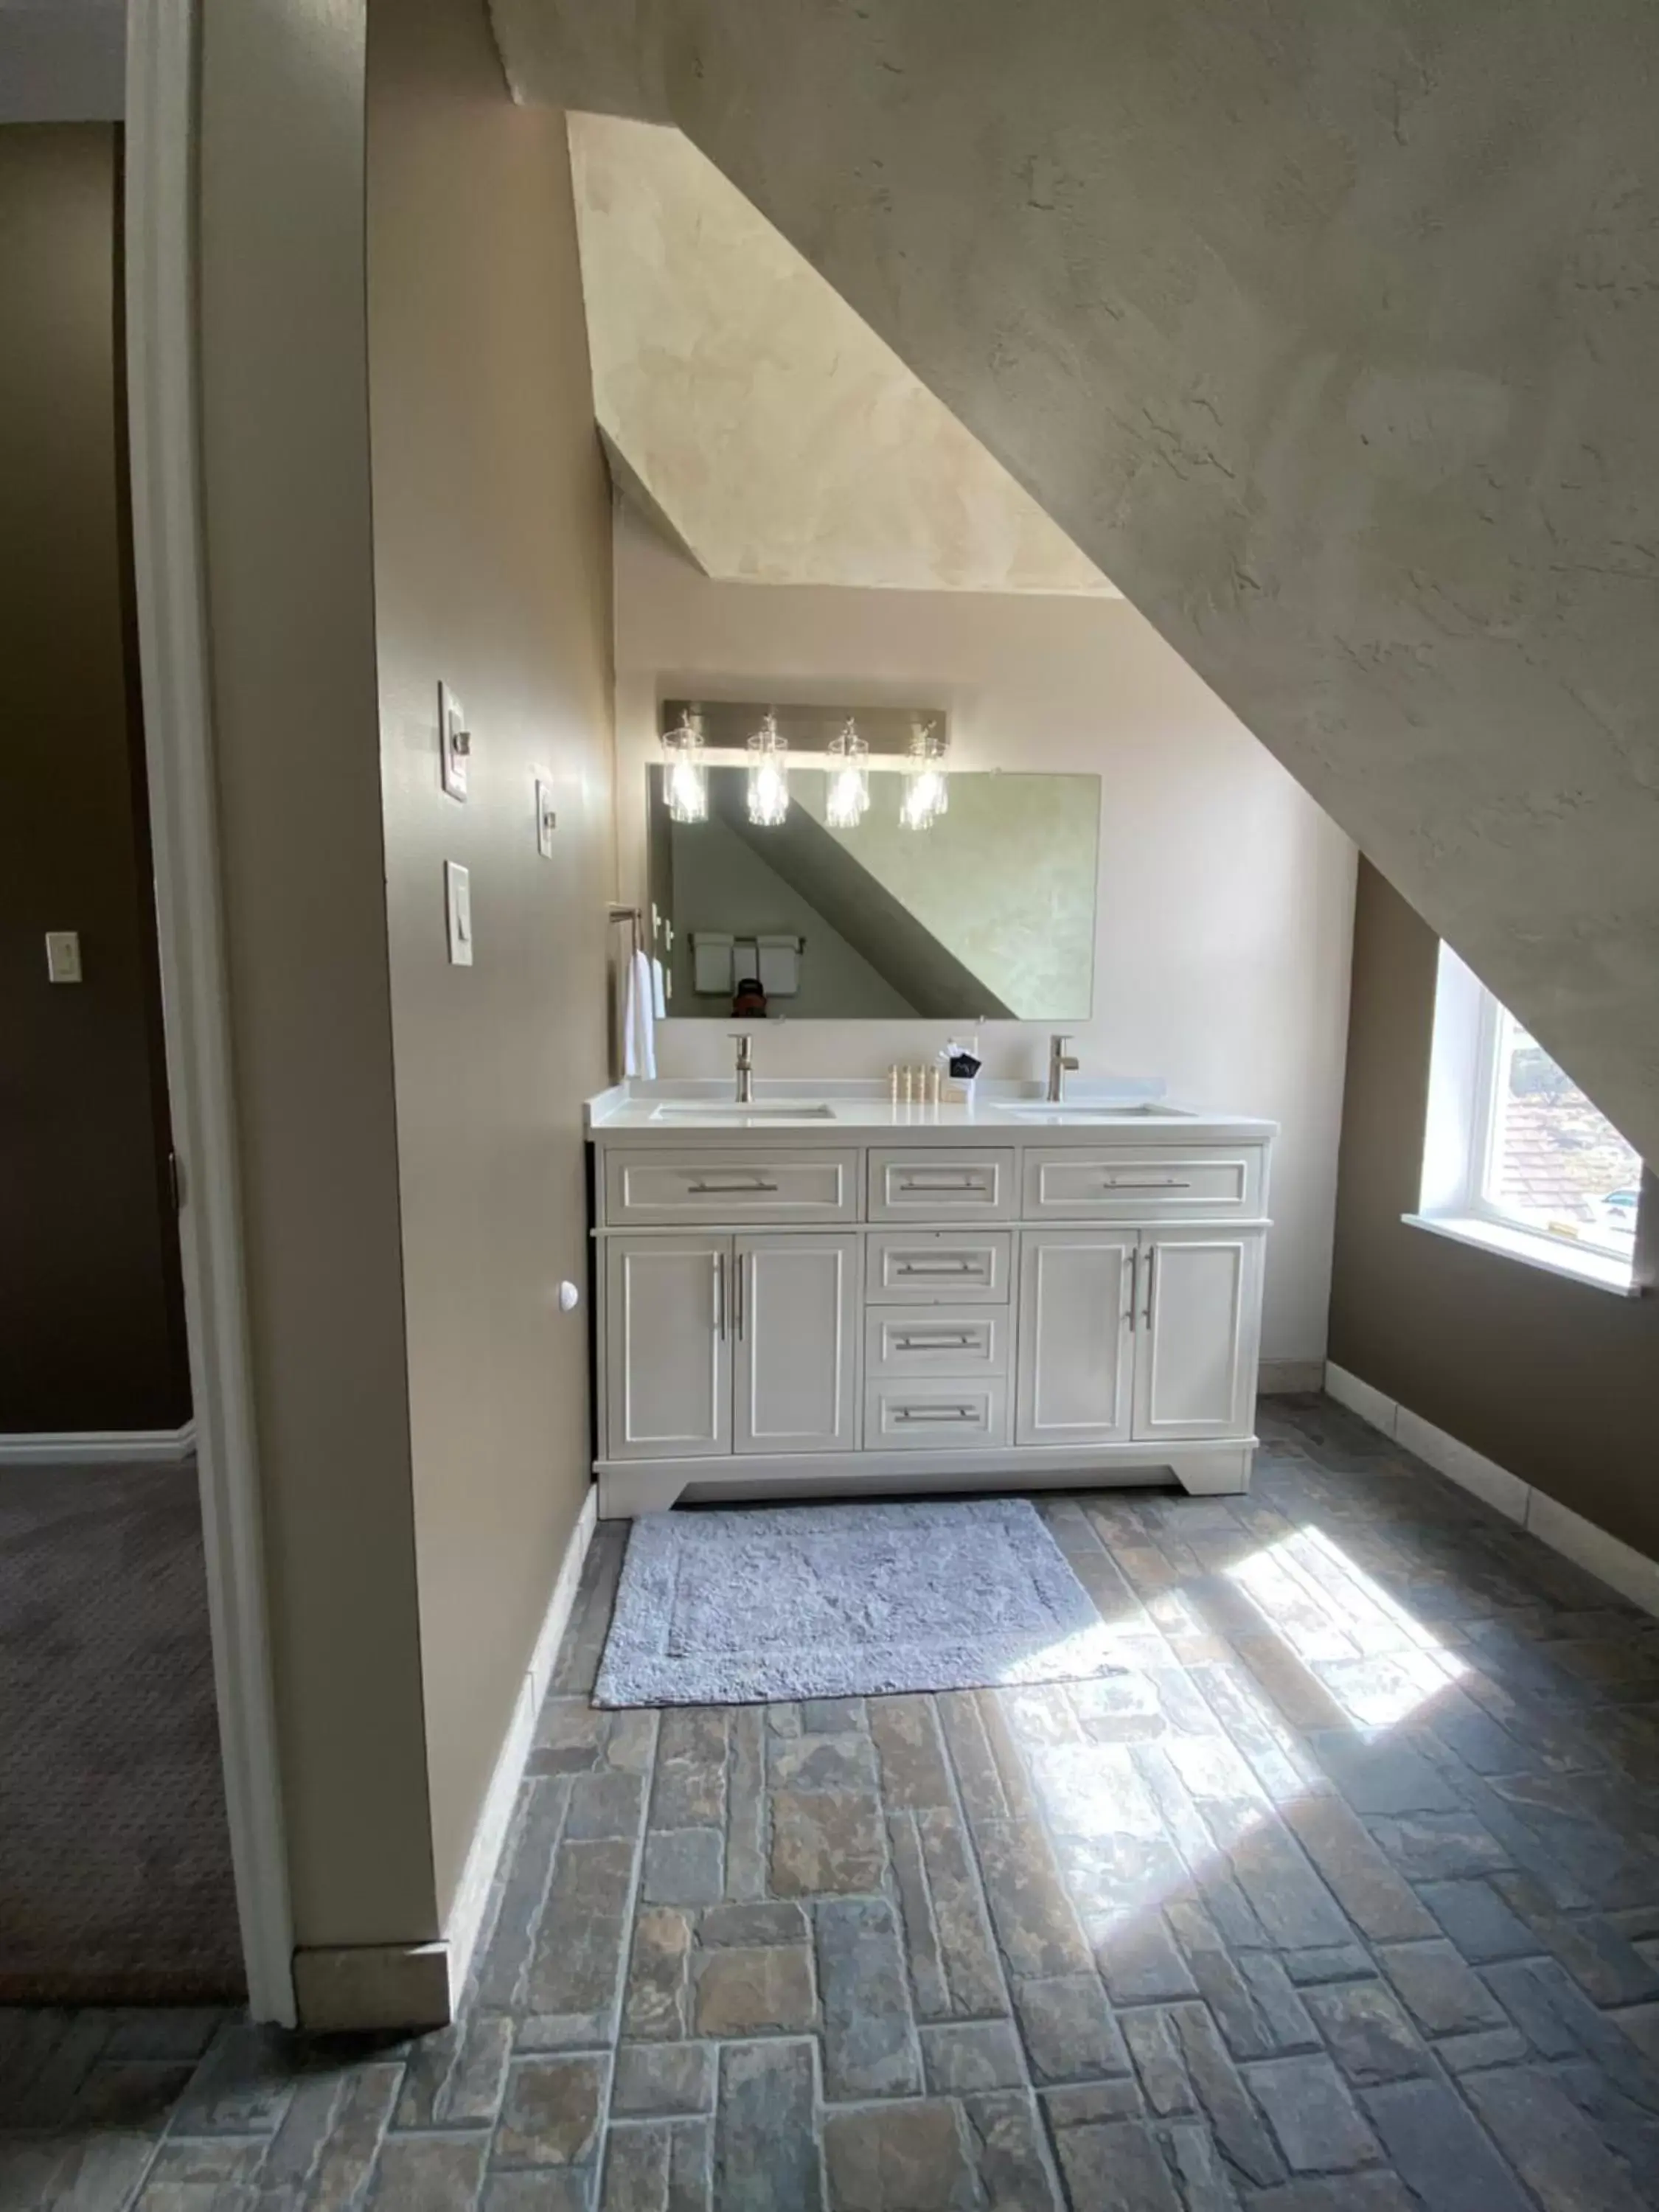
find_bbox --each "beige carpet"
[0,1458,244,2003]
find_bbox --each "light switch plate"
[439,681,470,801]
[535,775,557,858]
[45,930,83,984]
[445,860,473,967]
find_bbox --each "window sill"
[1402,1211,1642,1298]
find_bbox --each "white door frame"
[125,0,295,2025]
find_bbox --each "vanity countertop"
[585,1080,1277,1145]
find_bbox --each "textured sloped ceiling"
[495,0,1659,1165]
[566,113,1114,596]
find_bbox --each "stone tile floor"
[8,1395,1659,2207]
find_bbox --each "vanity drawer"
[868,1147,1016,1221]
[864,1376,1010,1450]
[602,1148,858,1225]
[864,1305,1010,1381]
[866,1229,1012,1303]
[1021,1146,1265,1221]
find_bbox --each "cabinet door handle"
[734,1250,746,1339]
[1100,1177,1192,1190]
[891,1404,980,1424]
[1126,1251,1138,1335]
[896,1174,987,1192]
[686,1177,779,1194]
[893,1331,978,1351]
[892,1258,981,1276]
[1142,1245,1156,1330]
[714,1252,726,1340]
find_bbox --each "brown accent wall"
[366,0,614,1921]
[1330,860,1659,1559]
[0,124,189,1437]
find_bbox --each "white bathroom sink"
[649,1102,837,1121]
[992,1100,1194,1121]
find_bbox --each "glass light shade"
[660,713,707,824]
[900,721,949,830]
[824,720,869,828]
[746,713,790,826]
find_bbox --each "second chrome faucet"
[1047,1032,1079,1103]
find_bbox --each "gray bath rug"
[594,1496,1116,1708]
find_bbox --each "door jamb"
[125,0,296,2025]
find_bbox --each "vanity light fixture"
[660,707,709,823]
[746,711,790,826]
[824,718,870,827]
[900,718,949,830]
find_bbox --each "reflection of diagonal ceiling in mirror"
[567,115,1118,596]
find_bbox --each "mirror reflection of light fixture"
[900,719,949,830]
[824,718,869,828]
[746,711,790,826]
[660,706,707,823]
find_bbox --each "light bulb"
[900,720,949,830]
[825,719,869,828]
[747,712,790,826]
[660,711,707,823]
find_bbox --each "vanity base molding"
[597,1441,1255,1520]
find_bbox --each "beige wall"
[198,0,435,1951]
[197,0,614,1982]
[367,0,614,1921]
[616,507,1356,1368]
[1332,863,1659,1560]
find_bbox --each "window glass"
[1481,1008,1642,1259]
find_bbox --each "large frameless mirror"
[645,703,1099,1020]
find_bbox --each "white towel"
[652,956,667,1019]
[624,946,657,1079]
[692,933,733,995]
[757,935,799,996]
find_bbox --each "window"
[1411,945,1645,1293]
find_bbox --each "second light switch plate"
[439,681,470,801]
[445,860,473,967]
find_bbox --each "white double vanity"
[585,1082,1275,1517]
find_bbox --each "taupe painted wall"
[196,0,614,1966]
[198,1,436,1950]
[1331,863,1659,1560]
[494,1,1659,1169]
[366,0,614,1923]
[0,124,189,1436]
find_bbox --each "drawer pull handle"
[1099,1177,1192,1190]
[893,1259,980,1276]
[896,1175,987,1192]
[686,1178,780,1194]
[893,1332,978,1351]
[891,1405,979,1423]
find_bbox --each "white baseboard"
[0,1422,197,1466]
[1324,1361,1659,1618]
[1258,1359,1326,1396]
[442,1486,598,2013]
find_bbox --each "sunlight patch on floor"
[1227,1526,1468,1728]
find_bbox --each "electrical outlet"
[445,860,473,966]
[439,681,470,801]
[535,776,557,858]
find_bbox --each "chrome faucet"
[734,1032,754,1105]
[1047,1033,1079,1104]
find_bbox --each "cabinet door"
[734,1233,860,1455]
[1132,1228,1262,1441]
[604,1235,731,1459]
[1014,1229,1136,1446]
